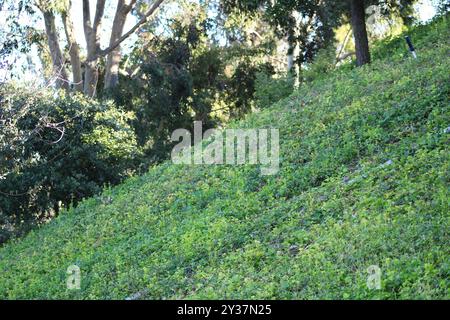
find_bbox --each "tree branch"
[96,0,165,58]
[93,0,106,36]
[125,0,138,12]
[62,4,83,92]
[82,0,92,42]
[335,26,352,66]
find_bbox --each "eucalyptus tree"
[34,0,166,96]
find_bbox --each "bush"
[0,86,140,243]
[255,72,295,109]
[224,59,274,117]
[302,46,337,83]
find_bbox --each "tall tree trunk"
[84,56,98,97]
[286,12,296,74]
[287,39,295,73]
[42,10,69,90]
[350,0,371,66]
[62,3,83,92]
[84,30,100,97]
[82,0,106,97]
[80,0,164,96]
[104,0,134,90]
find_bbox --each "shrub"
[302,46,337,83]
[226,59,275,117]
[254,72,295,109]
[0,86,140,243]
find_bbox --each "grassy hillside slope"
[0,17,449,299]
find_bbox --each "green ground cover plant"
[0,16,448,299]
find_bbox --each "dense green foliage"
[254,72,295,109]
[0,88,139,243]
[221,0,418,67]
[107,7,275,161]
[0,17,448,299]
[0,8,277,243]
